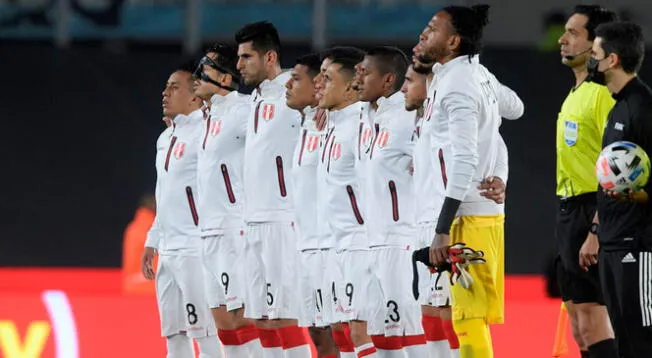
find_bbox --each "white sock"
[283,345,312,358]
[355,343,378,357]
[426,340,450,358]
[243,337,263,357]
[195,335,223,358]
[340,353,357,358]
[263,347,284,358]
[403,343,428,358]
[166,334,195,358]
[375,348,406,358]
[450,348,461,358]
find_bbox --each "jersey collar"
[436,54,477,80]
[173,108,203,127]
[328,102,363,126]
[612,77,641,101]
[376,91,405,115]
[255,71,291,100]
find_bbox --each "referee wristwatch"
[589,223,599,235]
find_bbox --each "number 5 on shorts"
[266,283,274,306]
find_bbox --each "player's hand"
[141,247,157,280]
[478,176,505,204]
[579,234,599,272]
[429,233,451,267]
[604,188,649,203]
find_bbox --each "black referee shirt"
[597,77,652,251]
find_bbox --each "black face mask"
[587,57,607,85]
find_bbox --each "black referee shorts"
[599,250,652,357]
[555,193,604,304]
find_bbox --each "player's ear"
[448,34,461,53]
[265,50,278,67]
[384,72,396,92]
[607,52,619,70]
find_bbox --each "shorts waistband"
[558,192,597,203]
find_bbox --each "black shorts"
[599,250,652,357]
[555,193,604,304]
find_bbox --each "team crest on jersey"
[262,104,275,121]
[361,128,373,147]
[173,142,186,159]
[376,129,390,148]
[564,120,578,146]
[424,97,433,121]
[307,136,319,152]
[331,143,342,160]
[209,120,222,136]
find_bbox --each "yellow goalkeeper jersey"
[556,81,615,197]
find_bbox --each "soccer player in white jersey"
[143,64,220,358]
[421,5,519,357]
[313,47,364,358]
[356,47,427,358]
[285,53,340,358]
[235,21,314,358]
[319,49,382,358]
[193,44,264,357]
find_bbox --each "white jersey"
[429,55,522,216]
[197,91,250,236]
[366,92,417,246]
[291,106,324,250]
[150,109,204,253]
[320,102,367,250]
[145,125,174,249]
[243,72,302,223]
[358,102,375,216]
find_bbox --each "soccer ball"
[596,141,651,193]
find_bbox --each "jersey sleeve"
[145,215,161,249]
[593,86,615,134]
[497,83,525,120]
[440,89,480,201]
[493,135,509,183]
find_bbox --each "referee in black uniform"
[586,21,652,357]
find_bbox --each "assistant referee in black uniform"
[586,21,652,357]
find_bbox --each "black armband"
[435,197,461,234]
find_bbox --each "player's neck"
[607,72,636,95]
[265,65,283,82]
[572,67,588,88]
[331,99,357,112]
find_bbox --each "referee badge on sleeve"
[564,120,578,146]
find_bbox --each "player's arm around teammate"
[193,44,264,357]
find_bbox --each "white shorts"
[417,224,451,307]
[156,253,216,338]
[243,222,298,320]
[319,249,338,326]
[338,250,383,325]
[368,246,424,336]
[201,229,246,311]
[297,249,333,327]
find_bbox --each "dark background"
[2,42,641,273]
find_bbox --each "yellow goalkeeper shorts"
[449,214,505,324]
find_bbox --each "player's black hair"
[595,21,645,74]
[295,53,321,78]
[329,48,366,79]
[235,21,282,63]
[206,42,240,80]
[441,4,490,58]
[366,46,410,91]
[175,60,198,88]
[572,5,618,41]
[320,46,366,62]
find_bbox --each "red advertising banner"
[0,269,578,358]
